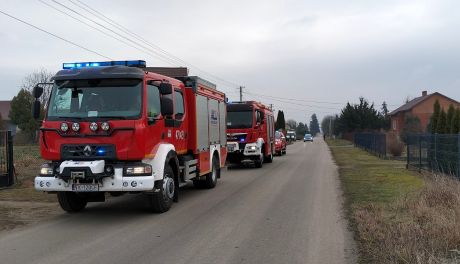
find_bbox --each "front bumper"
[227,142,261,156]
[35,161,155,192]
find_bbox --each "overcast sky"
[1,0,460,123]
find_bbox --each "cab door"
[173,88,188,154]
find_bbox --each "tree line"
[429,100,460,134]
[7,69,53,143]
[321,97,390,137]
[274,110,320,138]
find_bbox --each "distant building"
[389,91,460,134]
[0,101,17,135]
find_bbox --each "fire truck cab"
[226,101,275,168]
[33,60,227,213]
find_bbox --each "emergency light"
[63,60,146,69]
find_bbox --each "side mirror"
[160,97,174,116]
[159,83,173,95]
[33,85,44,99]
[32,100,41,119]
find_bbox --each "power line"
[0,9,111,60]
[243,91,341,110]
[48,0,181,67]
[38,0,170,61]
[247,91,344,105]
[66,0,243,89]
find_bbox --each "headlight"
[123,164,153,176]
[89,122,98,131]
[72,122,80,132]
[40,164,54,176]
[101,122,110,131]
[248,145,258,150]
[60,122,69,132]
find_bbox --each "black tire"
[265,145,273,163]
[204,156,219,189]
[255,152,264,168]
[149,164,175,213]
[57,192,87,213]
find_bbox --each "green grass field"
[328,139,423,205]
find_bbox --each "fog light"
[60,122,69,132]
[89,122,98,131]
[46,182,51,187]
[101,122,110,131]
[72,122,80,132]
[105,165,113,174]
[131,181,137,187]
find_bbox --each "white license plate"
[72,184,99,192]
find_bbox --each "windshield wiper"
[97,116,128,120]
[54,116,85,120]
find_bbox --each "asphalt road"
[0,138,356,264]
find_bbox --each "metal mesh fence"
[407,134,460,177]
[353,132,387,158]
[13,144,42,183]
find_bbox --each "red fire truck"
[226,101,275,168]
[32,60,227,213]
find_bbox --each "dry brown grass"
[387,132,405,157]
[355,176,460,263]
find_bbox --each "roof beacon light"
[62,60,146,69]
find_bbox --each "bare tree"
[21,68,54,106]
[286,119,297,130]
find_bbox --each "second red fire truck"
[33,60,227,213]
[226,101,275,168]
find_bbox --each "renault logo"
[83,145,92,156]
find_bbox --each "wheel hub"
[163,176,175,199]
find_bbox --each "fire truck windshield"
[227,111,253,128]
[47,79,143,120]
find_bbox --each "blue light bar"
[63,60,146,69]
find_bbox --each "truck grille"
[61,144,116,160]
[227,133,247,142]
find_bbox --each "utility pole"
[239,86,245,102]
[269,104,274,111]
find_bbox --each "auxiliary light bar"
[62,60,146,69]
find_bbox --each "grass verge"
[328,139,460,263]
[0,145,58,233]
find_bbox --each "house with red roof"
[389,91,460,134]
[0,101,17,135]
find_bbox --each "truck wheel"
[149,164,174,213]
[255,153,264,168]
[204,157,219,188]
[57,192,87,213]
[265,146,273,163]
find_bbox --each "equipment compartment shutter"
[219,101,226,145]
[196,95,209,151]
[208,99,220,145]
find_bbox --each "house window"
[392,120,397,130]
